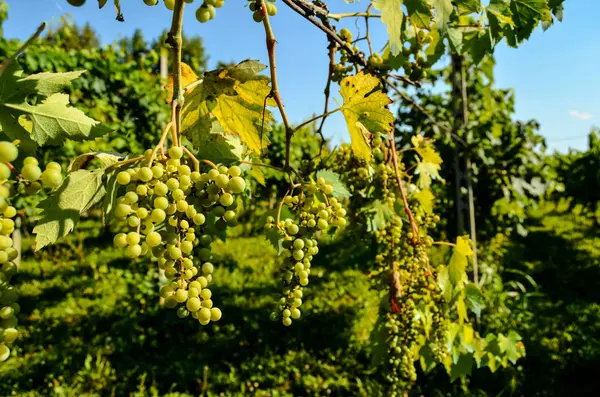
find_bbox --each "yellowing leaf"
[212,95,271,153]
[234,79,276,107]
[456,235,474,257]
[165,62,198,104]
[414,188,435,213]
[340,72,394,160]
[180,60,275,154]
[448,236,473,292]
[416,145,443,165]
[457,295,468,323]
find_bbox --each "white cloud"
[568,110,593,120]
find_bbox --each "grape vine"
[0,0,563,393]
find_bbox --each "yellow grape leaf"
[250,165,266,186]
[414,188,435,214]
[416,145,443,165]
[165,62,199,104]
[212,94,271,153]
[235,80,276,107]
[448,236,473,291]
[180,60,274,153]
[340,72,394,160]
[463,324,474,344]
[457,295,468,323]
[456,235,474,257]
[414,141,443,189]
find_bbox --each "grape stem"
[4,162,22,179]
[388,130,420,245]
[0,22,45,77]
[109,155,145,171]
[293,107,341,133]
[276,189,291,225]
[165,0,186,147]
[431,241,456,248]
[182,147,200,172]
[200,159,218,170]
[240,160,284,173]
[148,103,176,167]
[312,44,336,161]
[259,2,293,170]
[328,11,381,21]
[280,0,421,87]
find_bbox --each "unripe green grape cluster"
[374,217,446,393]
[0,195,20,364]
[399,28,434,81]
[267,177,346,326]
[112,146,246,325]
[0,141,57,363]
[195,0,224,23]
[248,0,277,23]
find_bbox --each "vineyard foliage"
[0,0,588,395]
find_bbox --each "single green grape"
[22,164,42,182]
[0,142,17,163]
[41,169,63,188]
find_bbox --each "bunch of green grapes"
[194,0,224,23]
[396,28,434,81]
[0,141,64,362]
[267,177,346,326]
[248,0,277,23]
[374,212,446,394]
[112,146,246,325]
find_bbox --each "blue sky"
[3,0,598,153]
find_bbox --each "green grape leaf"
[414,188,435,213]
[249,166,266,186]
[33,168,108,250]
[404,0,431,28]
[224,60,271,83]
[315,169,351,198]
[509,0,549,43]
[419,344,438,373]
[102,170,120,226]
[455,0,481,14]
[204,212,227,242]
[372,0,404,56]
[464,283,485,317]
[369,298,392,367]
[68,151,125,172]
[447,27,465,54]
[449,353,474,381]
[430,0,454,35]
[425,25,446,65]
[0,64,109,152]
[181,60,274,154]
[193,126,245,165]
[340,72,394,160]
[19,70,86,96]
[362,199,395,232]
[498,331,524,364]
[98,0,108,8]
